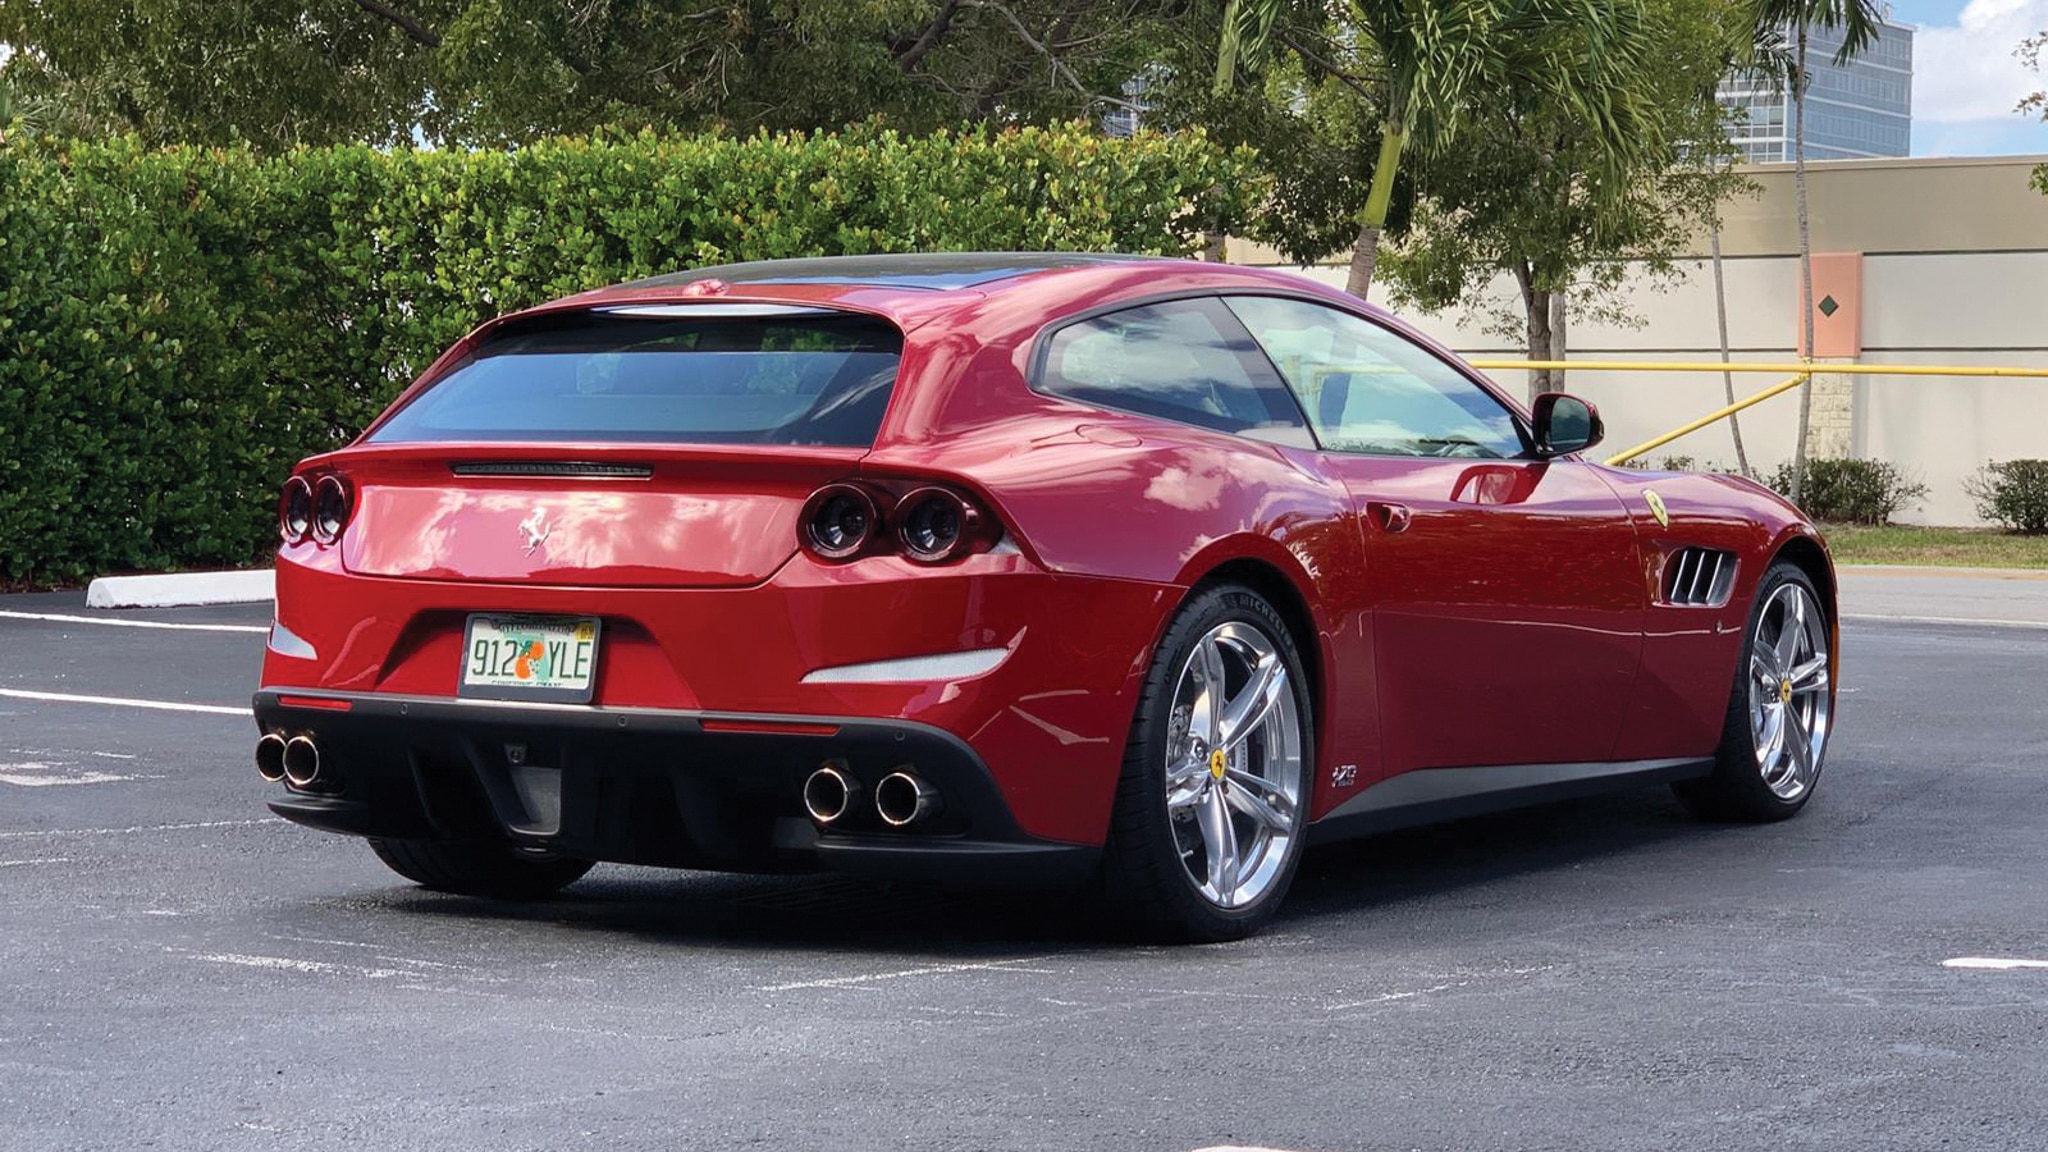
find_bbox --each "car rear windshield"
[368,310,903,447]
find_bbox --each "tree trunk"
[1513,262,1554,399]
[1711,227,1753,478]
[1344,123,1407,301]
[1201,231,1228,263]
[1527,295,1553,401]
[1547,291,1568,392]
[1344,223,1381,300]
[1789,23,1817,505]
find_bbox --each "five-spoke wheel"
[1747,579,1832,801]
[1677,559,1836,822]
[1163,621,1305,910]
[1104,583,1312,941]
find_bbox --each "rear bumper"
[253,690,1098,886]
[264,549,1179,845]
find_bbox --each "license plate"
[459,615,601,704]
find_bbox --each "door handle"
[1367,501,1412,533]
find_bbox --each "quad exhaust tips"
[258,732,324,788]
[281,735,321,788]
[802,764,942,828]
[255,734,288,783]
[875,771,940,828]
[802,764,858,825]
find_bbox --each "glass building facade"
[1719,19,1913,162]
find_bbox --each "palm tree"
[1710,17,1795,482]
[1217,0,1654,300]
[0,72,59,146]
[0,77,21,146]
[1748,0,1883,505]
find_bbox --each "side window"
[1037,299,1312,446]
[1224,296,1526,459]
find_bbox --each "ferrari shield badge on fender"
[1645,489,1671,528]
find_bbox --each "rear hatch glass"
[369,309,903,447]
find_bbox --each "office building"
[1719,17,1914,162]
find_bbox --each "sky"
[1895,0,2048,155]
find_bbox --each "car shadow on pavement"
[1282,784,1708,926]
[373,783,1729,956]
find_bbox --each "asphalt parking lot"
[3,572,2046,1152]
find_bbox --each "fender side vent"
[450,461,653,479]
[1663,547,1736,607]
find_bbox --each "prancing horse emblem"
[518,507,551,556]
[1644,489,1671,529]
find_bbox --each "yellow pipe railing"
[1463,357,2048,467]
[1599,373,1809,466]
[1470,360,2048,379]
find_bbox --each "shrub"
[1767,458,1928,525]
[1964,460,2048,534]
[0,126,1261,583]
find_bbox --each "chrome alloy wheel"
[1748,580,1832,801]
[1163,621,1305,910]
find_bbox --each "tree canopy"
[1208,0,1663,297]
[1380,0,1754,390]
[0,0,1187,148]
[2024,29,2047,198]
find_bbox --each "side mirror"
[1531,392,1604,458]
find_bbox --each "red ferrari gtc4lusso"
[255,252,1837,940]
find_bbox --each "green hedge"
[0,125,1259,583]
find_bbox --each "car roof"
[546,252,1396,352]
[625,251,1163,292]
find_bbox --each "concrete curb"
[85,570,276,609]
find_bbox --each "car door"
[1224,294,1646,776]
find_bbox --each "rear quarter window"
[1034,298,1312,447]
[369,311,903,447]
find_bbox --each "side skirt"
[1306,757,1714,846]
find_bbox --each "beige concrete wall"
[1230,156,2048,526]
[1714,156,2048,257]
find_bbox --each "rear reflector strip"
[267,621,318,660]
[801,647,1010,685]
[275,695,354,712]
[450,461,654,479]
[699,718,841,737]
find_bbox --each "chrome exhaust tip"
[802,764,858,825]
[255,733,288,783]
[282,735,321,788]
[874,770,940,828]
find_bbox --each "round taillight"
[802,484,877,560]
[897,487,975,563]
[312,475,351,542]
[280,477,313,543]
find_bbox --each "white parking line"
[0,762,146,786]
[1844,613,2048,631]
[0,819,276,840]
[0,609,268,634]
[754,956,1060,992]
[1943,957,2048,970]
[0,688,247,716]
[179,951,403,980]
[0,857,77,868]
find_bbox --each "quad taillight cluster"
[800,482,1000,565]
[279,474,354,545]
